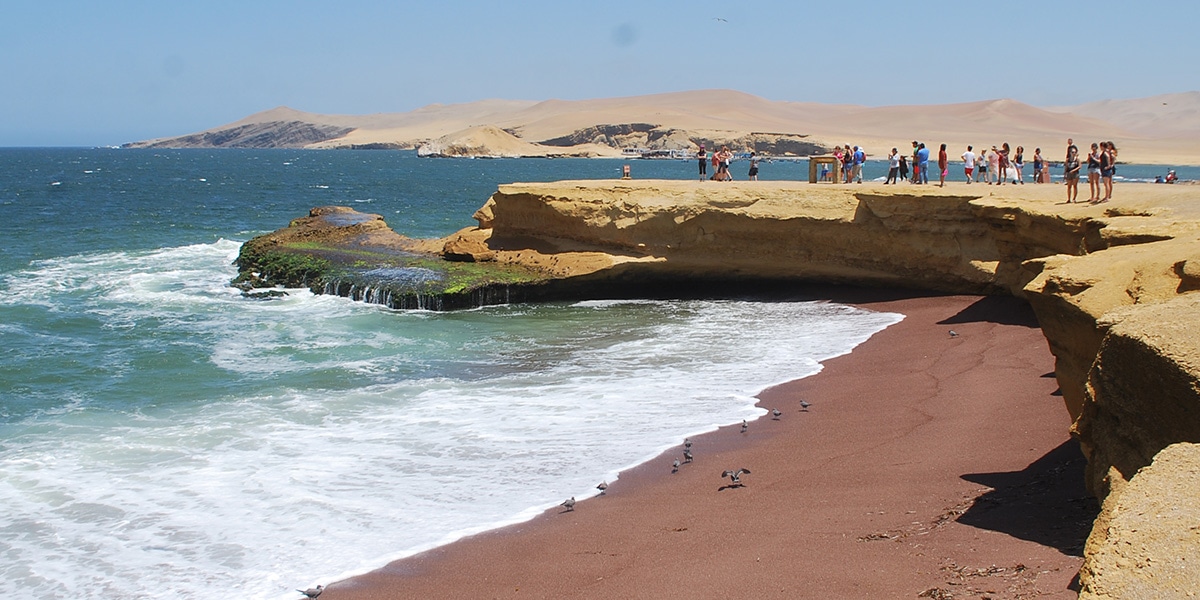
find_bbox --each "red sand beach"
[318,291,1096,599]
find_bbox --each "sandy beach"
[316,289,1096,599]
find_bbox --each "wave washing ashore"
[0,149,909,599]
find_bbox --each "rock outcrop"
[124,120,355,149]
[416,125,617,158]
[241,181,1200,596]
[537,123,826,156]
[1077,442,1200,598]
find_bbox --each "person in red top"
[937,143,949,187]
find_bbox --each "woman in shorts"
[1063,145,1081,203]
[1098,141,1117,202]
[1086,143,1102,201]
[1012,146,1025,184]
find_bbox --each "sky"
[2,0,1197,146]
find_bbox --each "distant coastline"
[120,89,1200,166]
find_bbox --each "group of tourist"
[1062,138,1119,203]
[696,137,1127,203]
[698,145,743,182]
[833,145,868,183]
[880,138,1121,203]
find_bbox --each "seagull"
[672,459,680,473]
[741,419,748,433]
[799,400,811,411]
[721,468,751,486]
[684,438,693,450]
[683,449,693,463]
[772,408,782,420]
[949,330,959,337]
[561,496,576,512]
[596,482,608,495]
[297,585,324,599]
[713,17,728,22]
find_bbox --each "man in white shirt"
[961,146,976,184]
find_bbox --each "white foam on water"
[0,240,903,600]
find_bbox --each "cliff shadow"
[956,440,1099,556]
[938,295,1040,328]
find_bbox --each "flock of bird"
[299,401,812,597]
[562,401,814,509]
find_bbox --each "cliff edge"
[238,180,1200,594]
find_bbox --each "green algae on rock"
[232,206,548,310]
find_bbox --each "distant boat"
[636,149,693,160]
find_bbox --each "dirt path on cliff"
[316,290,1096,600]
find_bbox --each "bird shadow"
[718,484,745,492]
[956,440,1098,556]
[938,295,1041,328]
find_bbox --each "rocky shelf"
[236,180,1200,598]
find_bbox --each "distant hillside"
[122,90,1200,165]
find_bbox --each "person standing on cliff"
[697,145,707,181]
[747,152,760,181]
[910,141,921,184]
[898,153,909,183]
[917,143,930,184]
[852,146,865,183]
[885,148,900,184]
[1063,144,1081,203]
[937,144,949,187]
[961,146,975,184]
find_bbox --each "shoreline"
[318,289,1096,599]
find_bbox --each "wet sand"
[319,290,1096,599]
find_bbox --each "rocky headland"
[236,180,1200,597]
[123,89,1200,165]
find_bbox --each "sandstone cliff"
[239,180,1200,596]
[467,181,1200,597]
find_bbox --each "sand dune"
[129,89,1200,164]
[1049,92,1200,137]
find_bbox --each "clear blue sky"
[2,0,1196,146]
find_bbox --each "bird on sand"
[799,400,810,411]
[683,449,694,463]
[772,408,782,420]
[721,468,751,486]
[297,585,324,599]
[684,437,692,450]
[741,419,748,433]
[949,330,959,337]
[597,482,608,495]
[672,459,681,473]
[561,497,576,512]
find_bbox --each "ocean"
[4,146,1166,600]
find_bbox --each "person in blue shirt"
[916,143,930,184]
[852,146,866,183]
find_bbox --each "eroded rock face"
[248,181,1200,597]
[1078,442,1200,599]
[481,182,1010,293]
[468,181,1200,596]
[1075,294,1200,498]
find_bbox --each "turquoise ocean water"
[2,148,1175,599]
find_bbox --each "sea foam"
[0,240,902,600]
